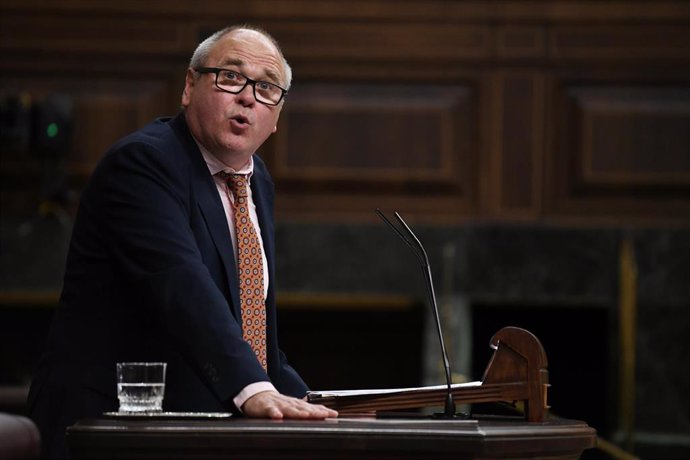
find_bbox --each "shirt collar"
[193,137,254,177]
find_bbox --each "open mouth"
[231,114,250,126]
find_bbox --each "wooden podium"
[308,327,551,422]
[67,415,596,460]
[66,327,596,459]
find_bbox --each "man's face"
[182,29,286,169]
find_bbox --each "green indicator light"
[46,123,59,138]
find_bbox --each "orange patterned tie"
[226,173,267,370]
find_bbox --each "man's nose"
[236,82,256,105]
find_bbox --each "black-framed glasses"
[194,67,287,106]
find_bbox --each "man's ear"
[181,68,196,107]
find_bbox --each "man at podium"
[28,24,337,458]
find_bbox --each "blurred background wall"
[1,1,688,458]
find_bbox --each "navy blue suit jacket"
[28,113,307,458]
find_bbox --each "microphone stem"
[375,210,457,418]
[423,264,456,417]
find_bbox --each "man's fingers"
[267,406,284,419]
[318,405,339,418]
[243,391,338,419]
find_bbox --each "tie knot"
[223,172,249,198]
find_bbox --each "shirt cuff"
[233,381,278,412]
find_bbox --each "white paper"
[309,381,482,398]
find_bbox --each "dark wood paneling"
[498,73,544,215]
[0,13,189,56]
[69,82,170,171]
[545,80,690,221]
[497,27,546,59]
[273,23,492,61]
[550,26,690,60]
[575,87,690,186]
[0,1,689,224]
[268,83,477,219]
[0,76,173,213]
[275,85,472,183]
[1,79,171,176]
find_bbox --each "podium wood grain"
[67,415,596,460]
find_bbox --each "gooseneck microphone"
[375,209,457,418]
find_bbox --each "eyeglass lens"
[216,71,283,105]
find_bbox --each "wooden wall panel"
[1,15,185,55]
[496,73,544,216]
[550,26,690,60]
[0,0,689,224]
[577,88,690,186]
[275,85,471,182]
[497,27,546,59]
[68,82,171,173]
[271,23,492,61]
[270,83,477,220]
[545,81,690,221]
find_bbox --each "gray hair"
[189,25,292,90]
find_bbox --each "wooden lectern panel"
[67,416,596,460]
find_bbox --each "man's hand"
[242,391,338,419]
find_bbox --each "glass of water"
[116,362,167,413]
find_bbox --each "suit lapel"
[170,114,242,319]
[196,175,242,318]
[251,161,275,296]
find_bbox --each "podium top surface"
[67,415,596,460]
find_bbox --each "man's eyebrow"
[264,69,281,86]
